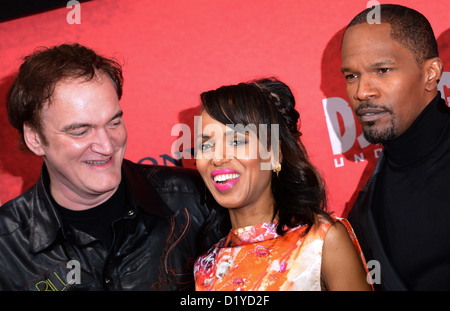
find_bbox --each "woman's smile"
[211,168,241,191]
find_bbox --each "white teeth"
[213,173,240,183]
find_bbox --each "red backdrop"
[1,0,450,217]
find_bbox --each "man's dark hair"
[346,4,439,65]
[7,43,123,150]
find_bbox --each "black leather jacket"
[0,159,221,291]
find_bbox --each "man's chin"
[87,174,121,194]
[363,126,397,145]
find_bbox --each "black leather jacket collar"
[28,165,63,253]
[28,160,175,253]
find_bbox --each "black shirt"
[54,180,128,250]
[373,93,450,290]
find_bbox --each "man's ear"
[424,57,443,92]
[23,123,45,156]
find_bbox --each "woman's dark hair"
[200,77,329,235]
[7,43,123,151]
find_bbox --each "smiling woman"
[193,78,373,291]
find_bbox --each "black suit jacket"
[348,152,407,291]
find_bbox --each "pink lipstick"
[211,169,240,191]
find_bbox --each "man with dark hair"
[346,4,439,66]
[0,43,221,290]
[341,4,449,290]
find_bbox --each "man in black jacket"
[341,4,449,290]
[1,43,221,290]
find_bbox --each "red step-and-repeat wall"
[1,0,449,217]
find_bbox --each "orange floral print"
[194,214,370,291]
